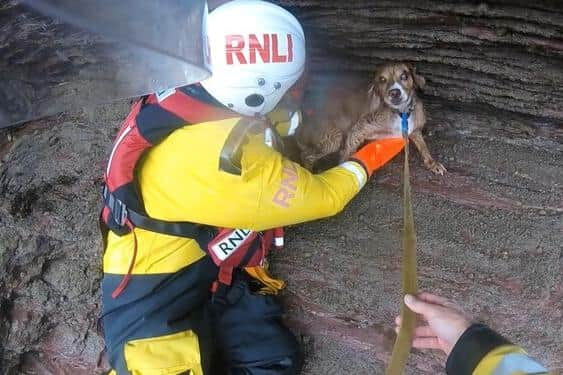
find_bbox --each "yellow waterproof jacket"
[103,115,368,276]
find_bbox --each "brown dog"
[295,63,446,175]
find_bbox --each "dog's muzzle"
[389,89,402,105]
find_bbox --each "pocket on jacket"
[124,329,203,375]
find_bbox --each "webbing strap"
[127,209,215,240]
[102,186,215,241]
[385,113,418,375]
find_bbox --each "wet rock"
[0,102,127,374]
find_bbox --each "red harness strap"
[146,88,233,124]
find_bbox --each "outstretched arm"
[395,293,549,375]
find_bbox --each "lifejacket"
[101,84,284,298]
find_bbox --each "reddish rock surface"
[1,1,562,374]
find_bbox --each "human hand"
[394,292,472,356]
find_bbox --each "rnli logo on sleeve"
[272,162,298,208]
[225,34,293,65]
[210,228,254,261]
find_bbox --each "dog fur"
[295,63,446,175]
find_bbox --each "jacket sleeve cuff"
[446,323,512,375]
[339,160,368,189]
[347,158,370,178]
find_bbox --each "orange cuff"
[351,138,405,176]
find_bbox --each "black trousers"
[102,257,302,375]
[209,273,302,375]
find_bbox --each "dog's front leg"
[409,130,447,175]
[340,119,373,162]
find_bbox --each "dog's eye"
[400,72,409,81]
[379,76,387,84]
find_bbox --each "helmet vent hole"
[245,94,265,107]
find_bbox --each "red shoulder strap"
[146,87,234,124]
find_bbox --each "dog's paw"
[425,160,447,175]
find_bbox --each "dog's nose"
[389,89,401,99]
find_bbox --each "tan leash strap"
[385,131,418,375]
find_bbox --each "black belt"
[102,185,216,243]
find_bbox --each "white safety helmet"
[201,0,306,117]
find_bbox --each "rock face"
[0,106,130,374]
[1,1,562,374]
[279,0,563,120]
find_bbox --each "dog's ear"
[409,65,426,90]
[367,83,381,111]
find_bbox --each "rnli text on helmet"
[226,34,293,65]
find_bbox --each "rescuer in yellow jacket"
[100,2,405,374]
